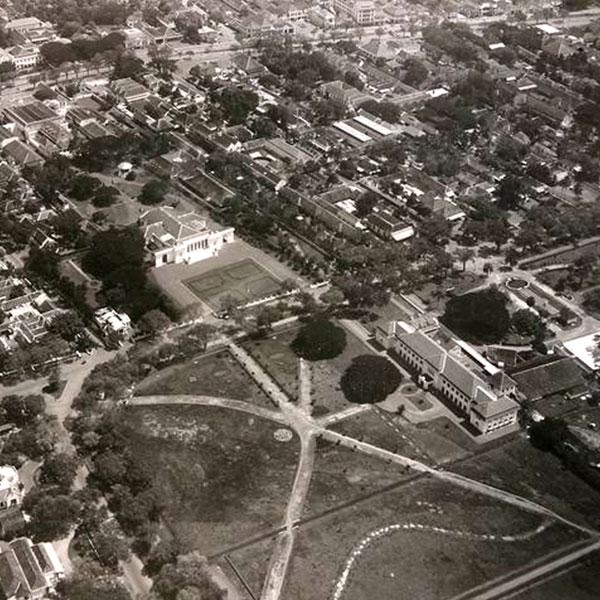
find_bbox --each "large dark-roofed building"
[4,100,59,131]
[511,356,588,402]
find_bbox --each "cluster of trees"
[259,45,340,100]
[441,288,510,344]
[40,32,124,67]
[359,99,402,124]
[0,394,58,464]
[209,86,259,126]
[82,227,178,322]
[75,132,172,173]
[422,23,482,64]
[19,0,130,35]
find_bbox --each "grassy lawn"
[303,440,413,518]
[282,479,584,600]
[222,535,276,599]
[242,323,375,413]
[330,410,433,463]
[123,405,299,555]
[513,552,600,600]
[134,350,273,408]
[184,258,281,310]
[455,437,600,529]
[411,416,477,463]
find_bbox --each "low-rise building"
[111,77,151,104]
[94,307,132,340]
[140,206,234,267]
[0,537,64,600]
[376,321,519,435]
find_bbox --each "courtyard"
[149,239,297,312]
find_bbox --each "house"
[2,140,44,170]
[0,537,64,600]
[376,321,519,435]
[111,77,151,104]
[0,277,61,350]
[0,466,23,511]
[320,80,370,109]
[94,307,132,339]
[367,211,414,241]
[140,206,234,267]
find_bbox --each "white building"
[141,207,234,268]
[333,0,377,25]
[94,307,132,339]
[8,46,41,71]
[376,321,519,434]
[0,467,23,511]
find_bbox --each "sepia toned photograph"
[0,0,598,598]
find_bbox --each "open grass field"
[184,258,281,310]
[281,478,584,600]
[122,405,299,555]
[514,552,600,600]
[134,349,274,408]
[242,322,375,413]
[455,437,600,529]
[303,439,413,518]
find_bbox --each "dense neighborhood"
[0,0,600,599]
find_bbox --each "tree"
[441,288,510,344]
[153,552,226,600]
[48,312,86,342]
[139,179,169,205]
[340,355,402,404]
[529,417,567,452]
[92,185,119,208]
[291,319,347,361]
[92,451,127,490]
[1,394,45,427]
[112,52,145,80]
[510,309,545,339]
[139,309,171,337]
[496,175,527,211]
[56,573,130,600]
[355,191,378,218]
[148,44,176,79]
[256,305,282,332]
[211,86,259,125]
[456,247,475,271]
[321,287,345,306]
[40,452,79,492]
[23,491,81,541]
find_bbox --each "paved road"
[455,538,600,600]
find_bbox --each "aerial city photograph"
[1,0,600,599]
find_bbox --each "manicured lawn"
[134,349,273,408]
[184,258,281,310]
[122,405,299,555]
[282,478,584,600]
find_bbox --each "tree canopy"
[441,288,510,343]
[291,319,347,361]
[340,355,402,404]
